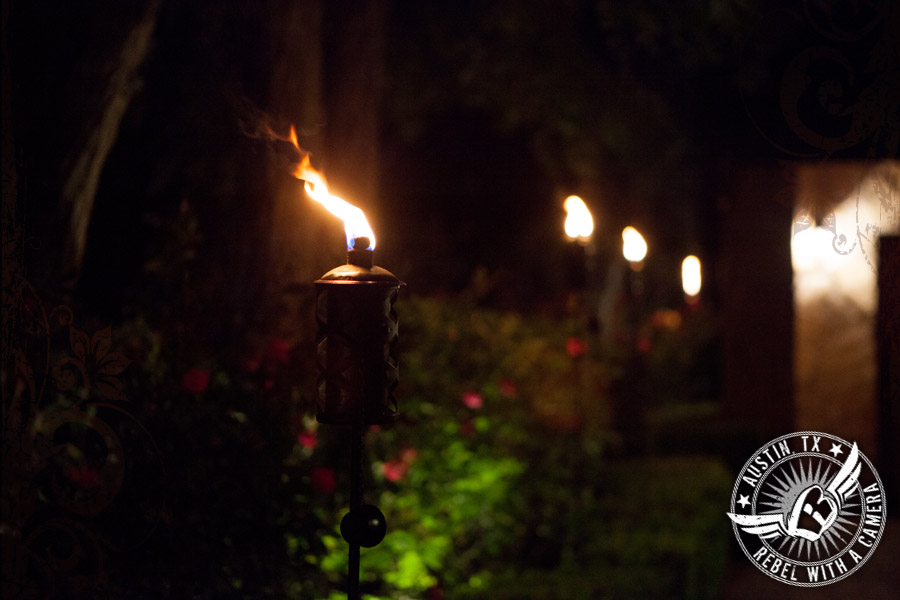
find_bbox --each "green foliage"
[303,297,730,599]
[640,307,722,407]
[114,293,729,599]
[312,295,613,597]
[464,458,732,600]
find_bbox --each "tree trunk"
[12,0,161,299]
[58,0,161,286]
[721,163,795,437]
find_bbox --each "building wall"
[792,161,900,461]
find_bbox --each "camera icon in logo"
[787,484,837,541]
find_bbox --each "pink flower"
[382,447,418,482]
[499,377,517,398]
[311,467,336,493]
[566,337,587,358]
[462,391,483,409]
[266,338,291,364]
[383,460,409,482]
[297,430,317,449]
[182,368,210,393]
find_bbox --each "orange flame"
[287,126,375,250]
[681,255,701,298]
[563,195,594,243]
[622,226,647,263]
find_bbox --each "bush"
[44,293,729,599]
[308,297,730,599]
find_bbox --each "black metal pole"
[348,421,363,600]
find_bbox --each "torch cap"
[316,263,404,285]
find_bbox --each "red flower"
[427,586,445,600]
[65,463,100,489]
[499,377,517,398]
[566,337,587,358]
[266,338,291,364]
[297,430,317,449]
[383,459,410,482]
[462,391,483,409]
[311,467,336,493]
[182,368,210,393]
[459,420,476,438]
[382,447,418,482]
[636,335,652,354]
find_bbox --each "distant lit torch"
[563,195,594,292]
[621,226,647,300]
[682,255,702,306]
[621,226,647,270]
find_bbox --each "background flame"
[682,255,702,296]
[563,195,594,242]
[621,226,647,262]
[288,127,376,250]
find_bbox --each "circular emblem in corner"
[728,431,886,587]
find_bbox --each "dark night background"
[3,1,899,598]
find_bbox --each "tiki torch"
[563,195,594,292]
[291,138,404,599]
[316,237,402,600]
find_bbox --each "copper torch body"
[315,259,402,425]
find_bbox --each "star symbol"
[829,443,843,457]
[737,495,750,509]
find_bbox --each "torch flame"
[563,195,594,243]
[622,226,647,263]
[682,255,702,298]
[288,127,375,250]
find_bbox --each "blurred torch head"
[622,226,647,269]
[681,255,702,301]
[563,195,594,244]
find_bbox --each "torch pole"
[348,420,363,600]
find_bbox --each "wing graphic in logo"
[727,512,788,539]
[728,443,862,542]
[825,442,861,509]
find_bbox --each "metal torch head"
[315,243,404,425]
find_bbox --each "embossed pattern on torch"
[315,238,403,425]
